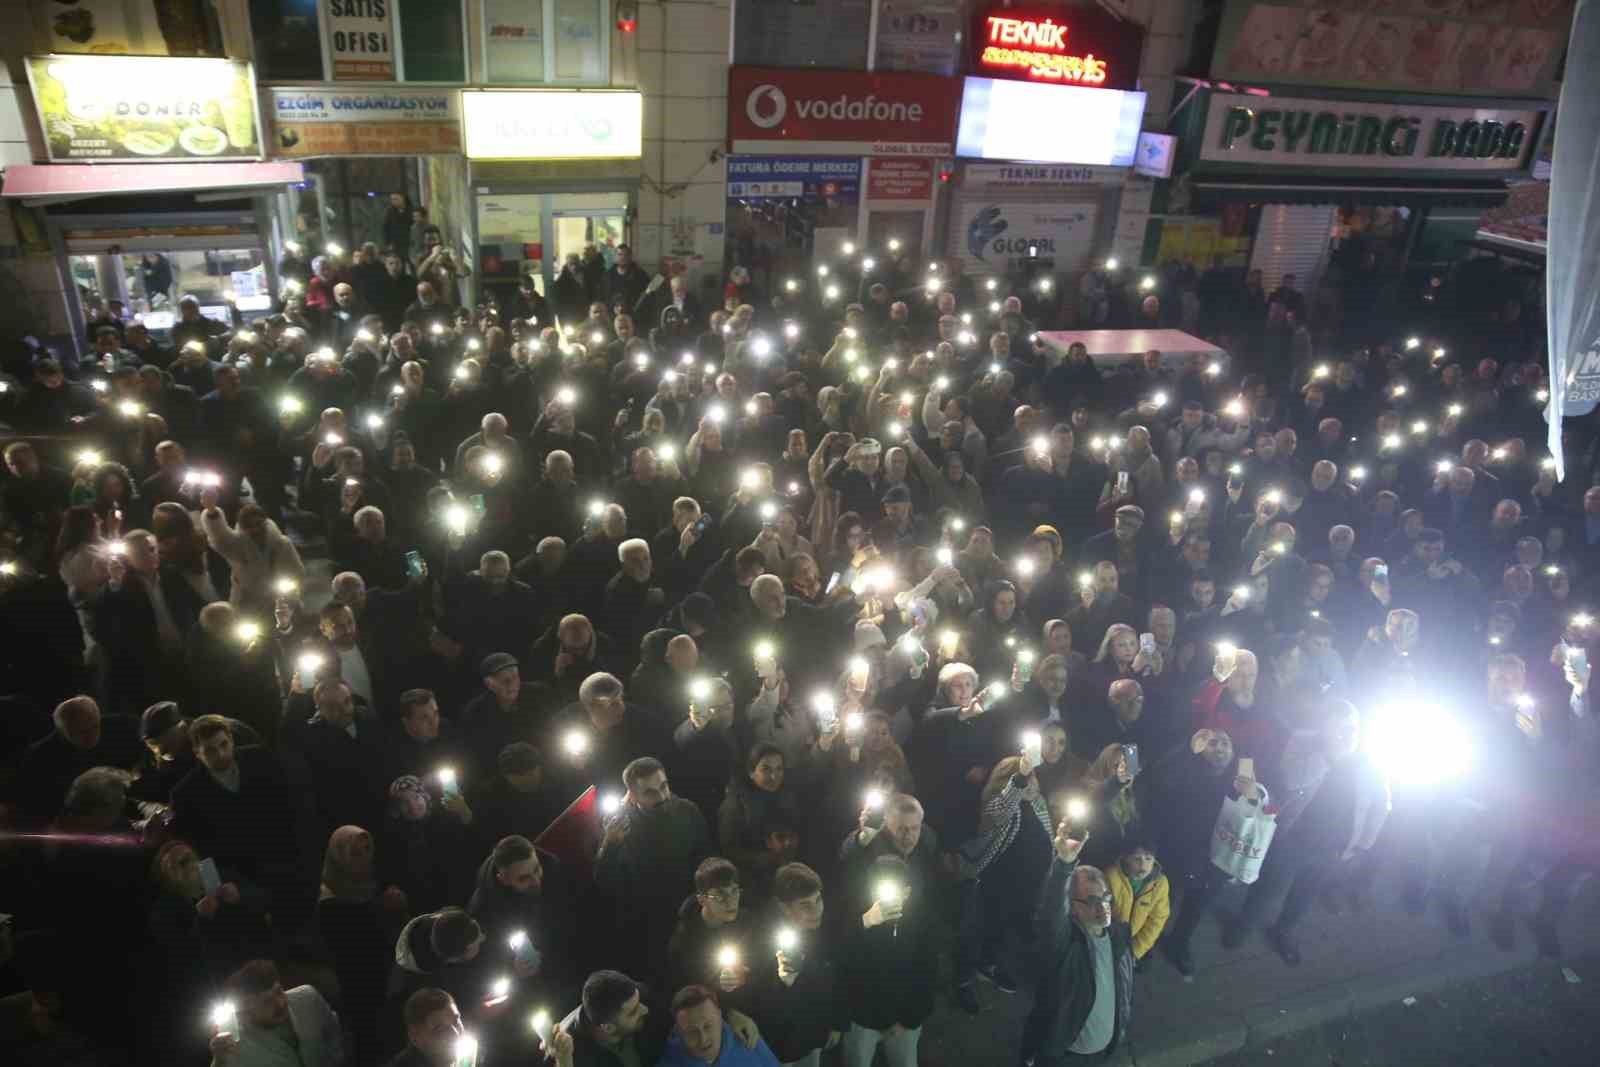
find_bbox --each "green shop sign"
[1198,92,1542,174]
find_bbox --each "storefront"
[262,86,463,265]
[1,53,302,351]
[1170,86,1553,298]
[1166,0,1566,299]
[941,6,1147,285]
[724,65,961,274]
[461,88,643,309]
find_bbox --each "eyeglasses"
[1072,894,1114,910]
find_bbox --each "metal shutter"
[1247,204,1337,294]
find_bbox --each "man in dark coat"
[1020,827,1135,1065]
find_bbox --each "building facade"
[0,0,734,357]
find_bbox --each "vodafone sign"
[728,66,960,157]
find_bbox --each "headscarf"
[387,775,432,821]
[320,825,377,902]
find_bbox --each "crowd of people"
[0,227,1596,1067]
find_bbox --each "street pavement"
[916,875,1600,1067]
[1202,950,1600,1066]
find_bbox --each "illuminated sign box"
[461,90,643,160]
[1134,131,1176,178]
[26,55,262,164]
[956,77,1146,167]
[971,8,1144,92]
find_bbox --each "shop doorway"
[551,208,627,273]
[865,209,926,256]
[474,190,631,309]
[55,211,271,347]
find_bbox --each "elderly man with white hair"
[453,411,523,480]
[1020,821,1134,1063]
[602,537,664,658]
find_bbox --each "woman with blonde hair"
[1077,742,1142,868]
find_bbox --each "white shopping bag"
[1209,785,1277,884]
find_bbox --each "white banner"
[1547,0,1600,474]
[323,0,397,81]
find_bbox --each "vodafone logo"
[746,84,787,128]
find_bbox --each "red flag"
[535,785,602,883]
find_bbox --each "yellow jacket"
[1106,864,1170,959]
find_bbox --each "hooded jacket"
[1105,862,1170,960]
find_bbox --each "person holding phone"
[1020,820,1134,1065]
[953,748,1053,1013]
[1075,742,1143,869]
[1221,701,1383,965]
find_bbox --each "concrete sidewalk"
[917,877,1600,1066]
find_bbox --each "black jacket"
[744,919,846,1061]
[1021,857,1134,1061]
[467,845,577,991]
[170,745,300,879]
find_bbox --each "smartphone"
[469,493,487,515]
[1374,563,1389,582]
[1238,757,1255,781]
[199,857,222,896]
[825,571,842,595]
[1139,633,1156,656]
[694,513,713,535]
[1121,743,1140,779]
[1564,643,1590,676]
[1116,470,1130,495]
[404,550,425,578]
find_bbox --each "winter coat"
[1106,863,1171,959]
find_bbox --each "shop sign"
[461,90,642,160]
[959,162,1116,191]
[972,7,1144,92]
[956,77,1145,167]
[726,157,861,200]
[728,66,961,157]
[1199,92,1544,173]
[867,159,934,200]
[322,0,397,81]
[956,196,1097,271]
[26,55,260,163]
[268,88,460,157]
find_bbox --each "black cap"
[480,652,519,677]
[141,700,184,741]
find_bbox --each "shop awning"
[1,162,305,204]
[1189,175,1512,209]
